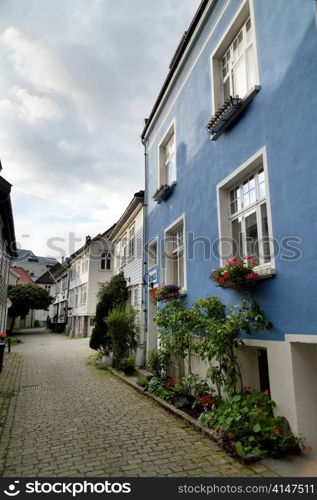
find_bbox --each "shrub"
[90,273,128,353]
[147,376,173,400]
[199,390,303,458]
[105,306,137,370]
[122,356,135,375]
[137,376,149,389]
[146,349,170,379]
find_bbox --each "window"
[120,235,127,267]
[221,18,255,103]
[101,252,111,270]
[159,123,176,187]
[211,3,259,112]
[74,288,79,307]
[80,284,87,305]
[164,218,185,290]
[129,286,139,309]
[128,224,135,258]
[217,149,274,270]
[148,238,158,269]
[81,259,88,273]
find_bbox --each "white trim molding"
[216,146,275,273]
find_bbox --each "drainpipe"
[141,131,149,365]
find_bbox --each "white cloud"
[0,86,63,124]
[0,0,200,255]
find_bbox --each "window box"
[206,86,260,140]
[152,284,180,302]
[153,182,176,204]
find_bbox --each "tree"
[105,306,137,369]
[8,285,53,333]
[89,272,128,353]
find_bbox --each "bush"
[146,349,170,379]
[137,376,149,389]
[89,273,128,353]
[105,307,137,370]
[123,356,135,375]
[147,376,173,400]
[199,390,303,458]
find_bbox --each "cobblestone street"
[0,330,275,477]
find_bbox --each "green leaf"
[251,447,262,456]
[248,436,255,442]
[232,395,241,402]
[235,441,245,457]
[253,423,261,433]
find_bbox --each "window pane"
[258,169,266,198]
[245,209,259,260]
[223,77,230,101]
[246,18,252,44]
[260,203,271,263]
[230,186,241,214]
[178,252,184,288]
[167,154,177,184]
[233,57,246,98]
[231,217,243,259]
[246,44,255,91]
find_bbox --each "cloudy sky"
[0,0,199,258]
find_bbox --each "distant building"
[0,174,16,332]
[11,249,58,281]
[109,191,145,365]
[68,229,114,338]
[39,261,70,333]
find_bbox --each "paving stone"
[0,331,275,477]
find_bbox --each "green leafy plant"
[195,298,272,397]
[156,299,201,380]
[147,376,173,400]
[122,356,135,375]
[105,306,137,370]
[137,376,149,389]
[199,390,303,458]
[89,272,128,353]
[146,349,170,379]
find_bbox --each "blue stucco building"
[141,0,317,446]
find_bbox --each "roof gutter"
[141,0,219,143]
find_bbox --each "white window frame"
[217,147,275,274]
[158,120,176,188]
[210,0,260,113]
[163,214,186,292]
[148,237,158,270]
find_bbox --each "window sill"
[256,266,276,280]
[207,85,261,141]
[153,182,176,203]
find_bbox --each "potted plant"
[152,284,180,301]
[122,356,135,375]
[211,256,259,291]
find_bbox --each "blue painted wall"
[144,0,317,341]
